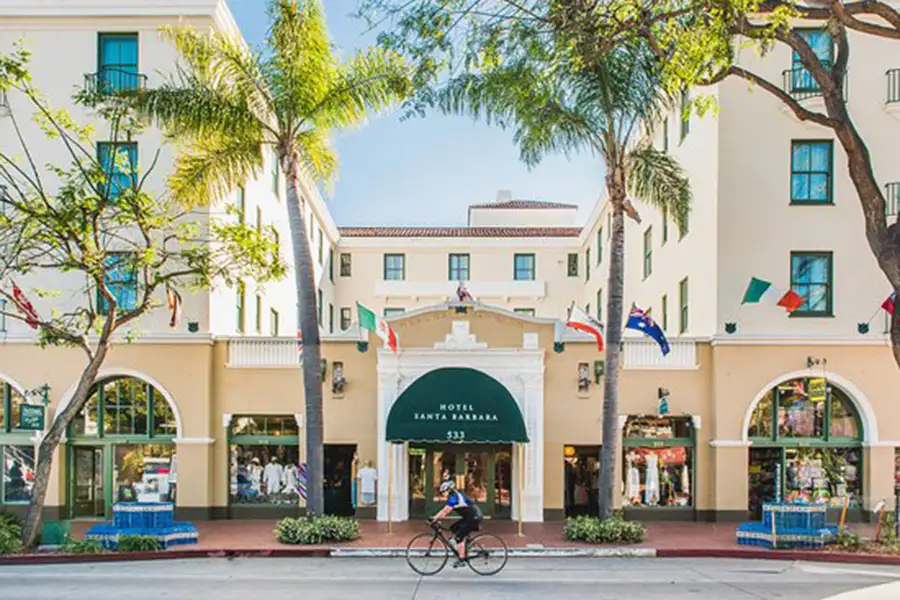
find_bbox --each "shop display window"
[623,416,694,508]
[229,444,302,505]
[784,447,861,507]
[624,416,693,439]
[2,445,35,503]
[114,444,175,503]
[230,416,299,437]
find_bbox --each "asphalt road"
[1,557,900,599]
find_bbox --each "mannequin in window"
[626,451,641,505]
[264,456,284,497]
[283,462,300,496]
[248,457,263,494]
[644,453,660,506]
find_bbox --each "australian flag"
[626,305,670,356]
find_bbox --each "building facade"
[0,0,898,524]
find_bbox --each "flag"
[565,303,604,351]
[456,282,474,303]
[296,329,303,363]
[742,277,804,313]
[166,286,182,328]
[11,281,39,329]
[357,302,398,352]
[883,293,896,316]
[296,463,307,500]
[626,305,670,356]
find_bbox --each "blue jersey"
[446,490,477,518]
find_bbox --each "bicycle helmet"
[439,480,455,494]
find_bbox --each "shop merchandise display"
[229,445,302,504]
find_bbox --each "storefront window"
[1,382,30,433]
[623,416,694,508]
[564,445,600,516]
[2,445,35,503]
[69,377,175,440]
[748,392,774,439]
[114,444,175,503]
[784,447,861,506]
[830,394,859,439]
[228,415,301,506]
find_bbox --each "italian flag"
[357,302,398,352]
[565,303,604,351]
[742,277,805,313]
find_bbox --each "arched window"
[747,378,861,443]
[70,377,176,439]
[0,381,28,433]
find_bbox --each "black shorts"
[449,513,481,542]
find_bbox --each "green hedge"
[275,516,359,545]
[563,516,646,545]
[61,537,104,554]
[117,535,161,552]
[0,511,23,555]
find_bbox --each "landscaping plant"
[275,515,360,545]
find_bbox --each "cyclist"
[430,479,483,567]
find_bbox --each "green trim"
[623,438,694,447]
[513,253,536,281]
[790,140,834,205]
[448,253,470,281]
[229,436,300,445]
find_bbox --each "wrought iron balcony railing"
[782,66,847,101]
[0,89,9,117]
[887,69,900,104]
[84,67,147,95]
[886,182,900,218]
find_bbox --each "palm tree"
[434,43,691,519]
[133,0,410,515]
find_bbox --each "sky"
[225,0,603,227]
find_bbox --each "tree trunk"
[21,342,110,548]
[892,289,900,369]
[281,152,325,517]
[598,167,627,521]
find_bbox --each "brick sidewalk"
[68,519,878,553]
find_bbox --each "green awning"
[386,367,528,443]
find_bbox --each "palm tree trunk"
[281,152,325,517]
[598,168,628,520]
[22,343,109,548]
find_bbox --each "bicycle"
[405,520,508,576]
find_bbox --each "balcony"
[886,182,900,218]
[623,338,698,370]
[228,338,300,368]
[782,66,847,105]
[84,67,148,95]
[374,279,547,301]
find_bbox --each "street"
[1,557,899,599]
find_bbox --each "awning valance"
[385,367,529,443]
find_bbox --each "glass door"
[421,446,501,518]
[72,446,105,518]
[748,447,781,520]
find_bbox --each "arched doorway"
[746,376,863,519]
[67,376,178,519]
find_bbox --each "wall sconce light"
[553,341,565,353]
[857,323,870,334]
[724,322,737,335]
[593,360,605,383]
[356,341,369,353]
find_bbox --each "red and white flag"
[882,292,896,316]
[166,286,182,328]
[11,281,39,329]
[565,303,604,351]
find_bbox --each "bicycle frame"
[427,521,470,559]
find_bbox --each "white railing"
[374,279,547,299]
[228,338,300,368]
[624,339,697,369]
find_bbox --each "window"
[340,307,352,331]
[662,294,668,332]
[71,377,176,439]
[791,252,833,316]
[597,229,603,264]
[340,253,352,277]
[513,308,535,316]
[567,253,579,277]
[514,254,535,281]
[317,289,323,326]
[596,289,603,322]
[680,211,689,241]
[98,33,139,92]
[1,445,35,504]
[0,299,6,332]
[255,295,262,333]
[585,249,591,281]
[791,30,833,92]
[98,253,138,314]
[97,142,137,198]
[317,229,323,264]
[586,303,591,315]
[643,227,653,279]
[229,415,300,506]
[662,116,669,152]
[270,308,279,336]
[679,277,689,334]
[328,249,334,283]
[272,153,280,196]
[1,382,28,433]
[791,141,833,205]
[662,206,669,245]
[680,89,690,141]
[448,253,470,281]
[383,254,405,280]
[623,416,694,508]
[236,281,245,333]
[384,308,404,317]
[236,187,246,224]
[328,304,334,334]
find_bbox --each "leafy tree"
[131,0,411,515]
[380,27,690,517]
[0,46,284,547]
[362,0,900,367]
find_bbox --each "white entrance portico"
[376,319,545,522]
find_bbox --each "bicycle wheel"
[406,532,449,576]
[466,533,508,576]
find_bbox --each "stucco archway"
[52,368,185,439]
[740,369,879,445]
[0,372,27,397]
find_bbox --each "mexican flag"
[357,302,398,352]
[742,277,805,313]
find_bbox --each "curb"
[0,548,330,565]
[658,548,900,566]
[330,547,657,558]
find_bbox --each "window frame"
[596,289,603,322]
[236,280,245,334]
[662,206,669,245]
[791,29,834,92]
[383,307,405,317]
[317,289,323,326]
[328,303,334,334]
[97,141,138,199]
[679,89,691,142]
[97,32,139,93]
[270,308,279,336]
[790,140,834,205]
[340,307,352,331]
[236,186,246,224]
[643,227,653,279]
[790,251,834,317]
[97,252,139,315]
[662,294,668,332]
[513,308,536,317]
[448,253,471,281]
[567,253,579,277]
[678,277,689,334]
[0,298,5,332]
[339,253,352,277]
[585,249,591,282]
[597,228,603,264]
[514,253,536,281]
[383,254,406,281]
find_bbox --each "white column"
[377,370,399,521]
[522,371,544,522]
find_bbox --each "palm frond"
[625,144,692,234]
[293,128,339,186]
[168,133,264,209]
